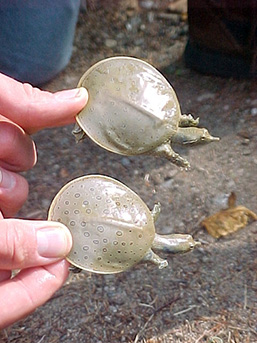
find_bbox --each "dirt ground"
[1,2,257,343]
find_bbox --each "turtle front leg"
[143,248,168,269]
[151,202,161,222]
[179,113,199,127]
[150,142,190,169]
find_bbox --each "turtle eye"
[201,129,208,140]
[189,242,194,250]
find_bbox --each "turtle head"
[197,128,220,144]
[173,127,220,145]
[152,233,201,254]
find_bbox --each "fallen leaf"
[201,193,257,238]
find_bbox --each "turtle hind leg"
[150,142,190,169]
[143,248,168,269]
[69,265,82,274]
[179,114,199,127]
[72,123,86,143]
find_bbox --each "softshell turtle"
[73,56,219,169]
[48,175,200,274]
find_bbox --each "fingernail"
[37,225,72,258]
[55,87,88,100]
[0,168,15,189]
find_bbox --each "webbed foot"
[151,202,161,222]
[72,123,86,143]
[149,143,190,170]
[180,113,199,127]
[69,265,82,274]
[143,249,168,269]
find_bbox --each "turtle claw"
[173,154,191,170]
[72,123,86,143]
[69,265,82,274]
[158,260,169,269]
[143,248,169,269]
[150,143,191,170]
[180,114,199,127]
[151,202,161,222]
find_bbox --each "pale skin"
[0,73,88,329]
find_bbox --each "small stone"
[134,38,144,46]
[139,0,155,10]
[157,13,180,25]
[121,157,131,167]
[251,108,257,116]
[197,92,216,102]
[147,11,155,23]
[227,180,236,189]
[105,39,117,48]
[241,138,250,146]
[242,149,251,156]
[212,193,229,208]
[42,198,50,208]
[250,99,257,106]
[59,167,69,178]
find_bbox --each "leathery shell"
[48,175,155,274]
[75,56,180,155]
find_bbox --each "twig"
[134,314,154,343]
[208,337,223,343]
[154,296,180,315]
[243,283,247,310]
[195,324,222,343]
[139,303,155,310]
[173,304,198,316]
[36,336,45,343]
[227,325,257,335]
[134,297,180,343]
[195,330,210,343]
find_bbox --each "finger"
[0,73,88,134]
[0,219,72,270]
[0,168,29,217]
[0,270,11,282]
[0,120,37,172]
[0,260,70,329]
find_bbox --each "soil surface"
[1,2,257,343]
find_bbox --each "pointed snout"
[202,129,220,143]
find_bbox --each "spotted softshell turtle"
[73,56,219,169]
[48,175,200,274]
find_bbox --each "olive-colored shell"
[76,56,180,155]
[48,175,155,274]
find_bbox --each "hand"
[0,73,88,328]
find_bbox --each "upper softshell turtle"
[73,56,219,169]
[48,175,200,274]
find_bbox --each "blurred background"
[0,1,256,342]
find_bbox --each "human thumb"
[0,219,72,270]
[0,73,88,134]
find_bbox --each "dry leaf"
[201,192,257,238]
